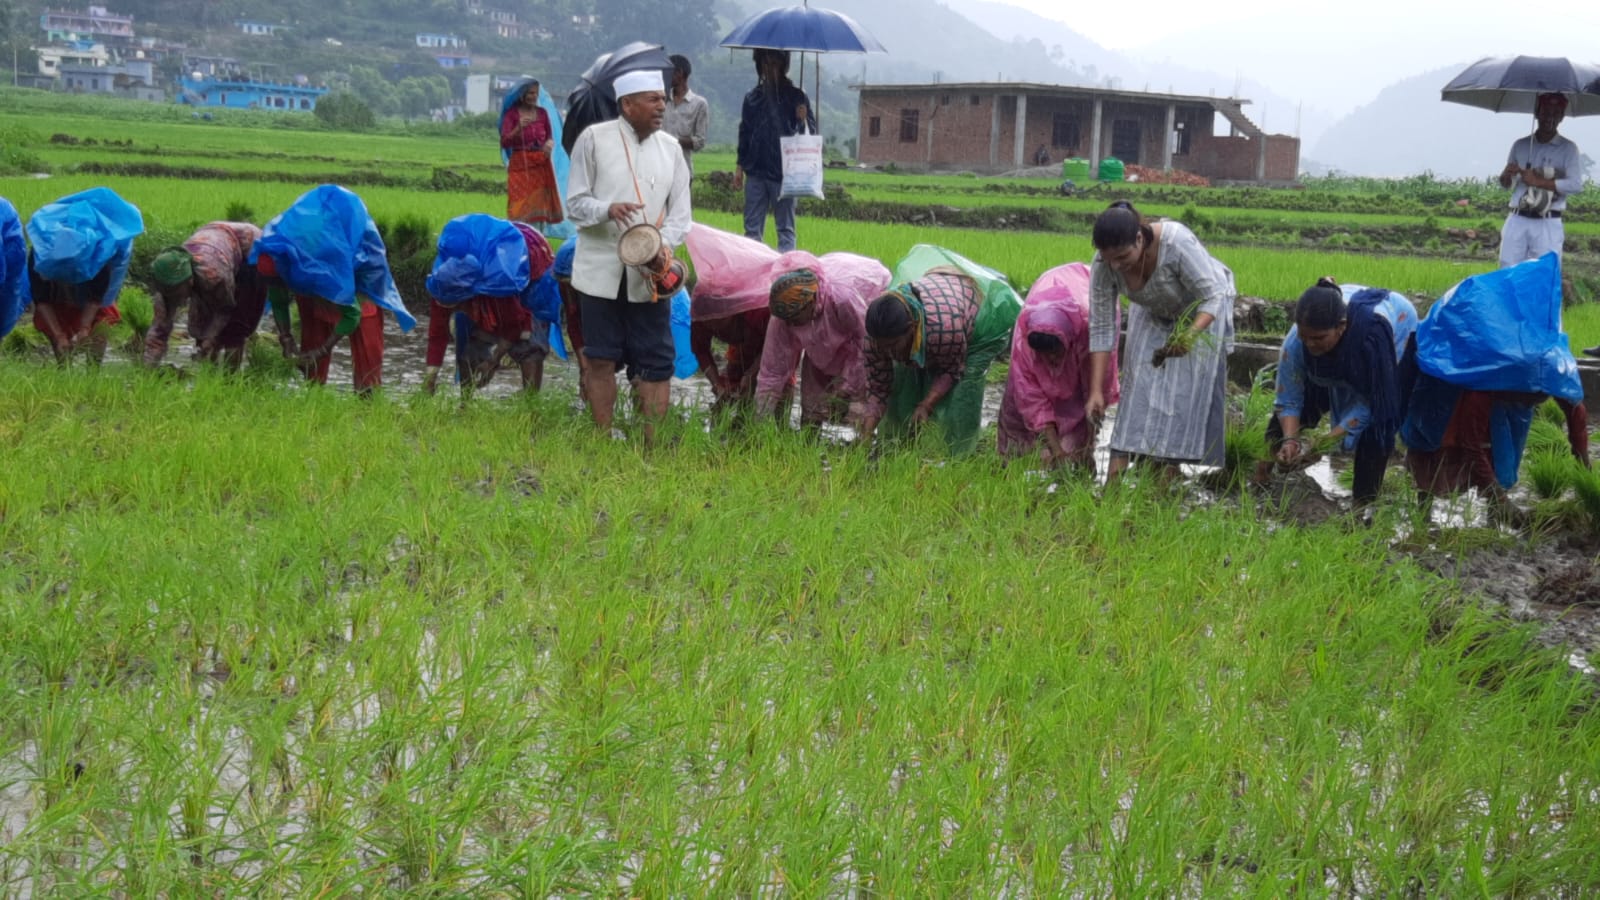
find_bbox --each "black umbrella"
[561,41,676,155]
[1441,55,1600,116]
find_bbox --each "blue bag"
[0,198,29,338]
[1415,253,1583,402]
[24,187,144,286]
[426,214,530,304]
[669,287,698,379]
[251,184,416,332]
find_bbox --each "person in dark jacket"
[734,49,814,253]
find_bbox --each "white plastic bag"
[779,126,825,200]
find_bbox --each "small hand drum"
[618,222,665,269]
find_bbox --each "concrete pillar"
[1089,99,1103,177]
[1013,93,1028,168]
[989,96,1001,169]
[1256,136,1267,181]
[1162,103,1176,172]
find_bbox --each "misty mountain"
[1310,65,1600,179]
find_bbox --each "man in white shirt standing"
[565,69,693,440]
[662,55,709,174]
[1498,92,1582,270]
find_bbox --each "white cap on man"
[613,70,664,98]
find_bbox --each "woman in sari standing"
[500,79,564,230]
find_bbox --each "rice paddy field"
[4,90,1600,894]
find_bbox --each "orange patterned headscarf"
[769,267,819,322]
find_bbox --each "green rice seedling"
[115,285,154,345]
[1524,449,1576,500]
[1525,415,1575,458]
[1573,465,1600,527]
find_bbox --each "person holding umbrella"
[1497,92,1581,271]
[736,49,814,253]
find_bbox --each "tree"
[346,65,400,116]
[314,92,376,130]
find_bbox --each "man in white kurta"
[566,69,693,438]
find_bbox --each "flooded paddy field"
[2,359,1598,895]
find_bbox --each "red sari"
[501,106,563,225]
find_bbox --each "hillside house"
[434,53,472,69]
[854,81,1300,183]
[39,6,133,47]
[184,54,241,77]
[416,33,464,49]
[235,21,286,37]
[36,42,110,78]
[178,76,327,111]
[61,60,161,100]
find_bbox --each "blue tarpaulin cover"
[669,287,697,379]
[427,214,531,303]
[0,198,30,338]
[24,187,143,290]
[1415,252,1583,402]
[251,184,416,332]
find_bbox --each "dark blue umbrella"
[561,41,675,155]
[720,4,886,54]
[1441,55,1600,116]
[720,3,886,127]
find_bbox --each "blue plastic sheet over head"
[251,184,415,332]
[427,214,531,303]
[24,187,144,286]
[1415,253,1582,402]
[0,198,30,338]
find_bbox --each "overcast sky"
[999,0,1600,118]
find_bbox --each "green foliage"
[223,200,256,223]
[313,91,377,131]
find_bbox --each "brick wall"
[1263,136,1300,181]
[857,89,1297,181]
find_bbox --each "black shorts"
[577,285,675,382]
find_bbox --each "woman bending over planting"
[1086,201,1235,482]
[998,262,1114,469]
[756,256,887,427]
[422,214,556,397]
[145,221,276,369]
[24,187,143,363]
[1260,278,1418,505]
[858,245,1021,455]
[250,185,416,394]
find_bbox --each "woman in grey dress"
[1084,201,1235,481]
